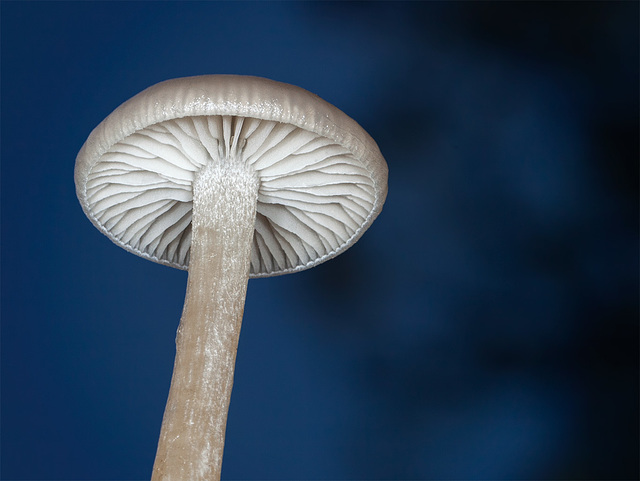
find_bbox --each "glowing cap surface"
[75,75,388,277]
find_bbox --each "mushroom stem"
[151,158,259,481]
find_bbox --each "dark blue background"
[2,2,638,479]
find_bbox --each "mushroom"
[74,75,388,480]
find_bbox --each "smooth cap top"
[75,75,388,277]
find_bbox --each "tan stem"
[151,159,258,481]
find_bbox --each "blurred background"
[2,2,638,480]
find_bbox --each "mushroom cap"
[75,75,388,277]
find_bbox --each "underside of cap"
[75,75,388,277]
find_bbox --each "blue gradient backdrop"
[2,2,638,480]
